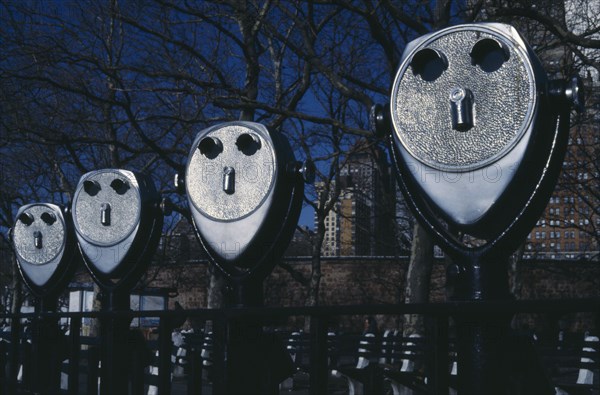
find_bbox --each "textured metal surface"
[73,170,141,246]
[13,204,65,266]
[391,27,536,171]
[187,123,276,221]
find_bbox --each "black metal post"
[428,315,449,394]
[158,317,172,395]
[87,346,100,395]
[131,338,146,395]
[212,314,228,395]
[68,316,82,395]
[448,256,511,395]
[0,339,5,394]
[99,289,130,395]
[7,317,20,395]
[225,279,277,395]
[30,295,62,395]
[229,278,264,308]
[309,314,329,395]
[187,344,202,395]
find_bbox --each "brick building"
[480,0,600,261]
[316,143,398,257]
[524,76,599,260]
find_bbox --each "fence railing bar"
[1,297,599,323]
[1,297,598,394]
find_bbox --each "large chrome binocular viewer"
[184,121,312,282]
[373,23,583,256]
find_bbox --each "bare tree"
[2,0,599,316]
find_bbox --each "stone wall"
[135,257,599,332]
[512,259,600,332]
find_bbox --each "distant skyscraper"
[316,143,397,256]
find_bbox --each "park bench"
[58,335,103,394]
[382,333,430,395]
[146,330,196,395]
[331,331,383,395]
[173,329,212,394]
[550,334,599,395]
[280,330,310,391]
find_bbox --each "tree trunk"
[86,283,102,337]
[304,226,325,331]
[509,243,525,298]
[10,254,22,315]
[204,265,226,333]
[403,223,434,336]
[306,255,322,308]
[207,265,226,309]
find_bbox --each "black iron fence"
[1,297,599,395]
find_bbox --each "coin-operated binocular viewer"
[372,23,583,393]
[183,121,313,393]
[72,169,164,394]
[11,203,79,394]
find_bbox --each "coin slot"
[410,48,448,82]
[34,231,43,249]
[101,203,111,226]
[470,38,509,73]
[41,212,57,225]
[110,178,130,195]
[83,180,101,196]
[198,137,223,159]
[223,167,235,194]
[236,133,261,156]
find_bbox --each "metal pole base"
[448,257,511,395]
